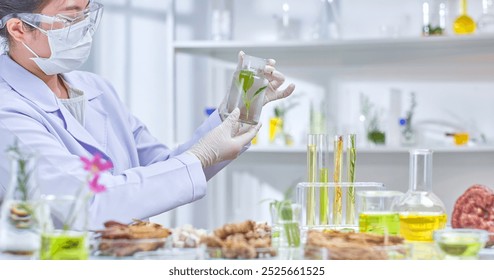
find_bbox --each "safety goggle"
[0,1,103,44]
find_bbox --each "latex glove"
[188,108,261,168]
[237,51,296,105]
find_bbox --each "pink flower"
[80,153,111,194]
[80,153,113,174]
[88,174,106,193]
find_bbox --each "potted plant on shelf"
[360,93,386,145]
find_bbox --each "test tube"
[317,134,330,225]
[333,135,344,225]
[306,134,317,226]
[346,134,357,225]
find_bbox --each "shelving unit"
[173,35,494,81]
[174,35,494,64]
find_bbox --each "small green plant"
[269,200,300,247]
[239,70,267,120]
[360,93,386,145]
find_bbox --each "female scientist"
[0,0,295,229]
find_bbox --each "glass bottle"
[0,144,40,256]
[478,0,494,33]
[210,0,233,41]
[453,0,476,34]
[392,149,447,242]
[422,0,447,36]
[221,54,268,125]
[399,118,417,146]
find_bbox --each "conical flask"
[392,149,446,242]
[0,143,41,255]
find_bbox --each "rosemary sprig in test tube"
[333,135,344,225]
[346,134,357,224]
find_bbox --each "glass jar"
[221,54,268,125]
[0,145,40,256]
[392,149,447,242]
[422,0,447,36]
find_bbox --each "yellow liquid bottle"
[454,0,476,34]
[392,150,447,243]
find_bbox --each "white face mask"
[23,18,93,75]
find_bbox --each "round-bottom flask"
[392,149,447,242]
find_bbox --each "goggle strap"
[21,20,48,35]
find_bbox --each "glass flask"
[392,149,447,242]
[478,0,494,33]
[453,0,476,34]
[0,144,40,256]
[221,54,268,125]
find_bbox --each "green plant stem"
[279,201,300,247]
[346,134,357,224]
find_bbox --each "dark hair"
[0,0,46,49]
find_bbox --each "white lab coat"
[0,54,230,229]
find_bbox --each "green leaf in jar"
[239,70,255,93]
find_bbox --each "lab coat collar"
[0,54,102,112]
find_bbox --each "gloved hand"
[188,108,261,168]
[250,52,296,106]
[219,51,296,119]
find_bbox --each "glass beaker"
[434,228,489,260]
[221,54,268,125]
[39,195,89,260]
[392,149,447,242]
[357,190,403,235]
[270,200,301,259]
[0,144,40,256]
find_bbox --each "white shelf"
[247,145,494,154]
[174,35,494,80]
